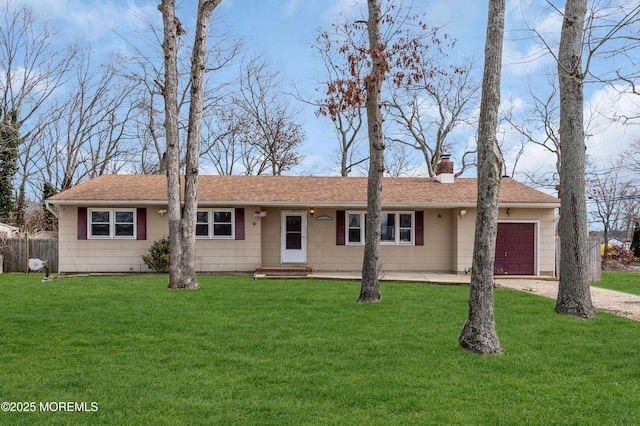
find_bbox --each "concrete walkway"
[308,271,640,322]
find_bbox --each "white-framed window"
[347,211,365,244]
[398,212,413,243]
[89,209,135,239]
[196,209,234,238]
[345,211,414,245]
[196,211,210,237]
[213,210,233,237]
[380,212,396,242]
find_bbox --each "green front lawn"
[1,274,639,425]
[592,271,640,295]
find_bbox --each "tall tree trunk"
[159,0,184,287]
[158,0,221,289]
[555,0,596,318]
[458,0,505,355]
[174,0,222,290]
[358,0,384,304]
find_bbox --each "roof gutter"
[46,200,169,207]
[45,200,560,209]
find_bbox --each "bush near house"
[141,237,170,273]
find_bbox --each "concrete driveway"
[308,271,640,322]
[495,278,640,321]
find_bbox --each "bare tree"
[201,106,260,175]
[513,2,638,317]
[0,1,76,225]
[506,1,639,193]
[458,0,505,355]
[177,0,222,289]
[555,0,597,318]
[318,1,462,300]
[120,10,240,175]
[356,0,386,303]
[313,28,369,176]
[624,139,640,173]
[234,58,305,176]
[502,71,599,189]
[388,56,480,177]
[527,1,640,88]
[503,74,562,187]
[331,107,368,176]
[618,188,640,240]
[159,0,184,287]
[384,143,417,177]
[585,2,640,94]
[316,5,476,178]
[159,0,222,290]
[33,50,134,193]
[587,158,638,257]
[124,51,167,175]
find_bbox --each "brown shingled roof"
[47,174,559,207]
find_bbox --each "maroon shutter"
[136,208,147,240]
[415,210,424,246]
[336,210,345,245]
[77,207,87,240]
[235,208,245,240]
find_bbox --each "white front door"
[281,211,307,264]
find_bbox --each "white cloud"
[584,85,640,163]
[16,0,159,48]
[497,82,640,183]
[499,1,562,76]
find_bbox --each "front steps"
[253,267,312,280]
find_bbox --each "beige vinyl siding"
[195,205,262,272]
[533,208,557,276]
[308,208,361,270]
[264,208,456,273]
[57,205,262,273]
[260,209,281,267]
[453,207,557,276]
[455,209,475,274]
[57,203,557,275]
[58,206,154,273]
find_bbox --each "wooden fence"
[555,236,601,282]
[1,238,58,273]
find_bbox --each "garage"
[494,223,535,275]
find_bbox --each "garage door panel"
[495,223,535,275]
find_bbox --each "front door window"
[281,211,306,263]
[286,216,302,249]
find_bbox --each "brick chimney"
[436,155,454,183]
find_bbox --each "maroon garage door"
[494,223,535,275]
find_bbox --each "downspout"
[45,201,59,220]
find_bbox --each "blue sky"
[13,0,640,183]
